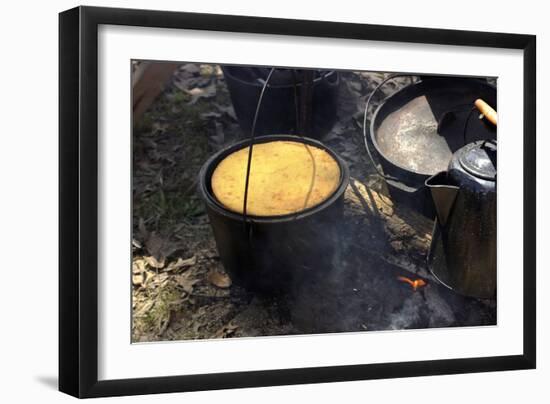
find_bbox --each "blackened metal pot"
[222,67,339,140]
[367,76,496,218]
[426,140,497,298]
[199,135,350,295]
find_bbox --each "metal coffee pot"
[425,139,497,298]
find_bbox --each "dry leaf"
[214,322,238,338]
[134,300,154,317]
[186,84,216,105]
[175,272,199,294]
[207,270,232,289]
[132,273,145,287]
[132,238,142,249]
[144,255,165,269]
[200,111,221,120]
[132,258,147,274]
[165,256,196,272]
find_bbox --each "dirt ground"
[131,63,496,342]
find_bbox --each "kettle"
[425,139,497,298]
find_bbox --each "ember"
[397,276,427,291]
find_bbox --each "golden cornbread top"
[211,140,341,216]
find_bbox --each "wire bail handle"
[242,68,277,227]
[242,68,315,227]
[362,74,416,182]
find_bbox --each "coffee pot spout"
[425,172,459,225]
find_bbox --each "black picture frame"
[59,5,536,398]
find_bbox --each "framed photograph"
[59,6,536,398]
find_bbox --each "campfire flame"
[397,276,427,291]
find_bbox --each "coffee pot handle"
[474,98,498,126]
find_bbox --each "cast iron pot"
[222,67,340,140]
[199,135,350,295]
[367,76,496,218]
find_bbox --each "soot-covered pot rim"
[198,134,350,223]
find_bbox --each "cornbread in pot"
[211,140,341,216]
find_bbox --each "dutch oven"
[222,66,339,140]
[199,134,349,294]
[364,75,497,217]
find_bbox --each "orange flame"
[397,276,427,291]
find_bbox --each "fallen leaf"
[175,272,199,294]
[174,76,211,92]
[132,258,147,274]
[186,84,216,105]
[152,121,169,133]
[165,256,197,272]
[214,322,238,338]
[154,272,170,286]
[200,64,215,76]
[144,255,165,269]
[132,273,145,287]
[207,270,232,289]
[132,238,142,249]
[134,300,155,317]
[200,111,222,120]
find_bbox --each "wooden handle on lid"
[474,98,497,126]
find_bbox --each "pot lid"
[458,140,497,181]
